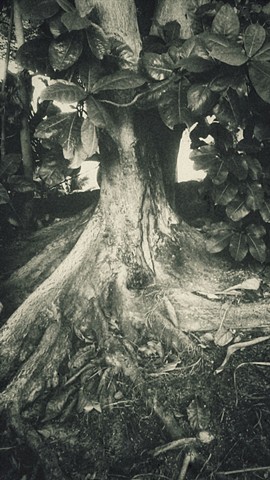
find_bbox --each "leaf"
[178,56,214,72]
[19,0,59,21]
[212,182,238,206]
[229,232,248,261]
[244,24,266,58]
[187,397,211,431]
[56,0,75,12]
[252,42,270,62]
[212,4,240,40]
[214,327,234,346]
[81,118,98,157]
[39,153,68,187]
[86,96,113,129]
[49,32,83,71]
[86,23,110,60]
[247,233,266,262]
[35,113,83,160]
[158,81,193,129]
[108,36,136,69]
[0,153,21,176]
[245,182,264,211]
[246,223,266,239]
[91,71,146,93]
[74,0,94,17]
[203,34,247,66]
[61,11,92,31]
[226,196,250,221]
[248,61,270,103]
[206,223,232,253]
[143,52,174,81]
[190,145,219,170]
[227,154,248,180]
[209,160,229,185]
[260,200,270,222]
[40,81,86,103]
[16,39,51,74]
[245,156,262,181]
[187,84,217,115]
[163,21,181,43]
[49,13,67,38]
[180,36,209,60]
[8,175,35,193]
[225,277,261,291]
[0,183,10,204]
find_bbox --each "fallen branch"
[215,335,270,374]
[217,465,270,476]
[153,438,197,457]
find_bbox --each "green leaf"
[178,56,214,72]
[0,183,10,204]
[163,21,181,43]
[248,61,270,103]
[190,145,219,170]
[226,196,250,221]
[61,11,92,31]
[0,153,21,176]
[81,118,98,157]
[210,163,229,185]
[203,34,247,66]
[39,154,68,187]
[86,23,109,60]
[49,13,67,38]
[206,224,232,253]
[91,71,146,93]
[252,41,270,62]
[49,32,83,71]
[187,84,217,115]
[246,223,266,238]
[108,36,136,69]
[143,53,174,81]
[229,232,248,261]
[180,36,209,60]
[245,156,262,181]
[40,81,86,103]
[187,397,211,431]
[8,175,35,193]
[260,200,270,222]
[212,4,240,40]
[244,24,266,58]
[74,0,94,17]
[19,0,59,21]
[86,96,113,129]
[35,113,83,158]
[158,81,194,129]
[136,81,172,110]
[246,182,264,211]
[56,0,75,12]
[16,39,51,74]
[247,233,266,262]
[212,182,238,206]
[228,154,248,180]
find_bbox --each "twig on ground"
[153,438,197,457]
[215,336,270,374]
[178,450,197,480]
[217,465,270,476]
[233,361,270,406]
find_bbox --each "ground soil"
[1,189,270,480]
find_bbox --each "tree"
[1,1,270,479]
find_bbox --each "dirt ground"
[1,190,270,480]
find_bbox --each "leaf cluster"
[4,0,270,262]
